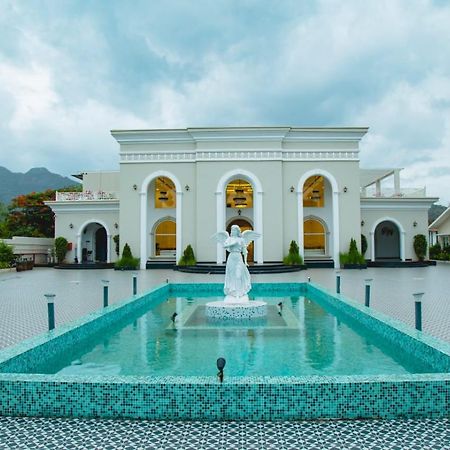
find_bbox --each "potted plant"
[54,237,69,264]
[114,243,140,270]
[283,240,304,266]
[413,234,427,261]
[178,245,196,266]
[340,238,367,269]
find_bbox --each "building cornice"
[360,197,439,210]
[111,126,369,145]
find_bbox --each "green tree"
[0,185,81,239]
[0,241,15,267]
[54,236,68,263]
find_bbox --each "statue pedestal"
[224,294,249,303]
[205,299,267,319]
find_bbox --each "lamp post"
[132,272,138,296]
[364,278,373,307]
[102,280,109,308]
[44,294,56,331]
[413,292,424,331]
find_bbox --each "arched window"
[155,177,176,209]
[303,176,325,207]
[154,220,176,257]
[226,179,253,209]
[304,219,326,255]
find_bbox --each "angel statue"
[213,225,260,302]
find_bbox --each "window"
[155,177,176,209]
[303,176,324,207]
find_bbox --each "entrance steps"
[305,258,335,268]
[146,259,177,269]
[174,263,306,274]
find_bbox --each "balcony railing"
[55,191,118,201]
[361,187,426,198]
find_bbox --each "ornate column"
[139,191,147,270]
[176,191,183,264]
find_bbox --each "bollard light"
[102,280,110,308]
[132,272,138,296]
[364,278,373,307]
[413,292,424,331]
[336,271,341,294]
[44,294,56,331]
[217,357,226,383]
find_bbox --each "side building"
[46,127,437,269]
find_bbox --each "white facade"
[46,127,438,267]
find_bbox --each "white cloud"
[1,0,450,206]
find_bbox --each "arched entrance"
[374,220,400,259]
[140,171,182,269]
[216,169,263,264]
[227,218,254,263]
[153,219,176,258]
[79,222,108,263]
[298,170,338,264]
[304,218,327,257]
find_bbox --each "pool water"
[34,294,436,377]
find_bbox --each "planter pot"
[343,263,367,269]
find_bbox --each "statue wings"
[211,230,260,246]
[211,231,229,245]
[241,230,260,246]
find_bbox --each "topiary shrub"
[115,243,139,270]
[54,237,68,264]
[178,244,196,266]
[283,240,303,265]
[413,234,427,261]
[340,238,365,266]
[0,241,15,267]
[361,234,368,256]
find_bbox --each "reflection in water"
[303,299,335,369]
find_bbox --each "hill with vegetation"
[0,166,77,204]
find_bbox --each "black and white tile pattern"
[0,417,448,449]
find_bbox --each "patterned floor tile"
[0,417,448,450]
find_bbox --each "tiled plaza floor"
[0,265,449,449]
[0,264,449,349]
[0,416,448,449]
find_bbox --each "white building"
[46,127,437,269]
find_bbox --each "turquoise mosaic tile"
[0,282,449,421]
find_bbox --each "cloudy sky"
[1,0,450,203]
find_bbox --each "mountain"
[0,166,78,204]
[429,203,447,225]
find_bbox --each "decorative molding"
[120,149,359,163]
[112,126,368,145]
[45,201,119,213]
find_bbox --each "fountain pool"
[0,282,449,420]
